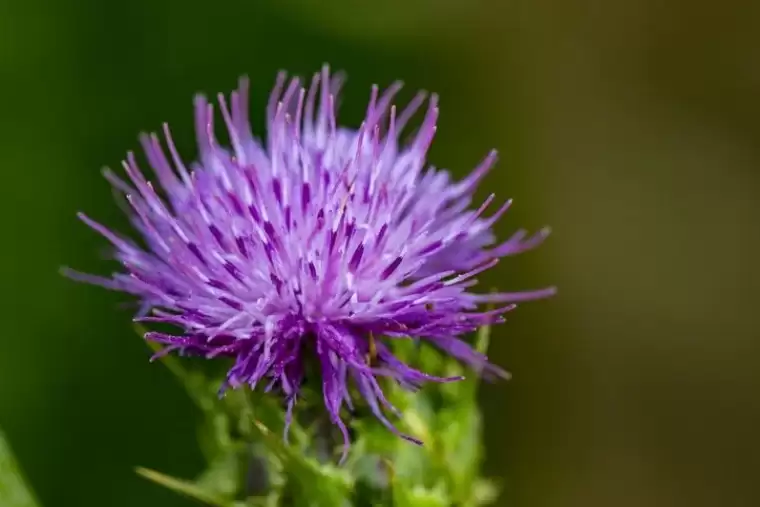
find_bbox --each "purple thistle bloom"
[65,66,554,461]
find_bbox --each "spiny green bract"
[138,325,500,507]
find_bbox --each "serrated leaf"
[0,430,41,507]
[136,467,232,507]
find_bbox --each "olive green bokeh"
[0,1,757,506]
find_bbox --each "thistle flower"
[65,66,554,461]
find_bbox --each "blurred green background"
[1,0,758,506]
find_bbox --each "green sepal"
[391,481,449,507]
[194,451,244,500]
[251,420,353,507]
[136,322,501,506]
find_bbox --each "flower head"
[66,66,554,460]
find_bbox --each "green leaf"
[194,452,242,499]
[394,392,436,483]
[136,467,234,507]
[0,430,41,507]
[438,405,482,503]
[392,482,449,507]
[197,410,235,463]
[134,323,500,506]
[250,421,353,507]
[417,342,445,375]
